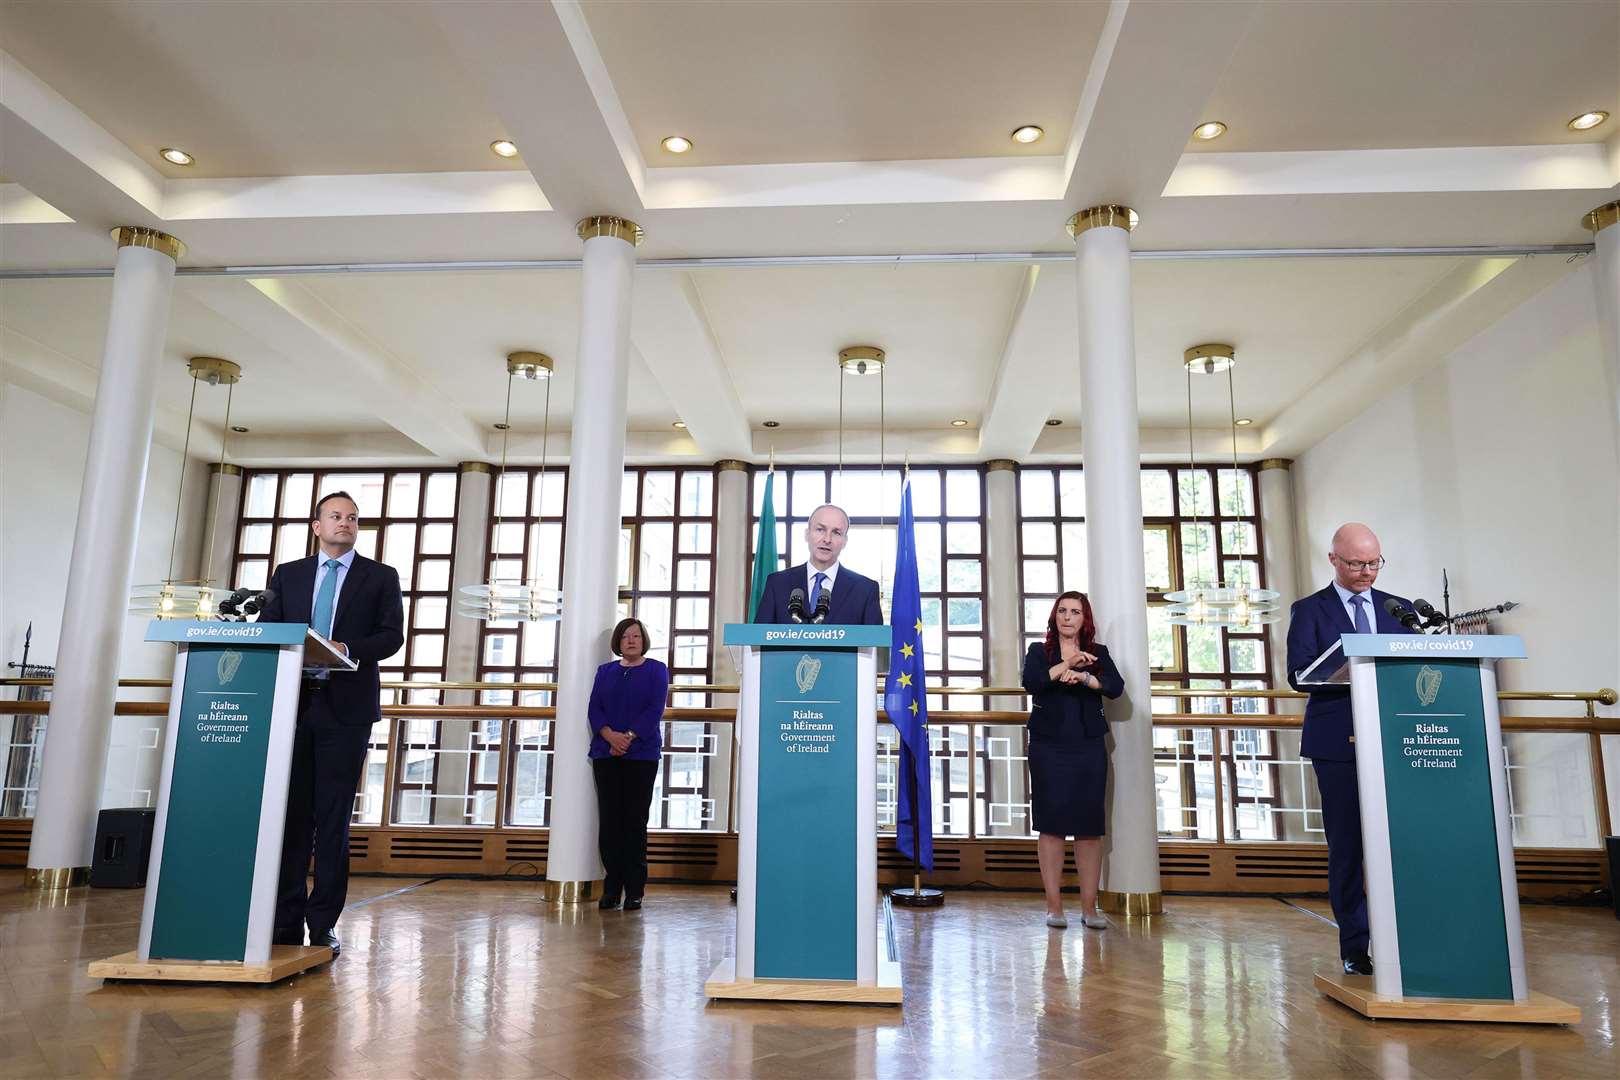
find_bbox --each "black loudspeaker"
[1607,836,1620,921]
[90,808,156,888]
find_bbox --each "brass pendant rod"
[164,375,200,584]
[199,380,236,586]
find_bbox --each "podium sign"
[709,623,900,1003]
[137,621,308,964]
[1343,634,1526,1001]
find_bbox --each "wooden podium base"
[1315,970,1580,1024]
[89,945,333,984]
[706,927,902,1005]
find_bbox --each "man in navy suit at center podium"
[1286,522,1418,977]
[752,503,884,625]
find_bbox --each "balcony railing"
[5,679,1615,854]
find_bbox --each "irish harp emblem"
[218,650,243,686]
[795,654,822,694]
[1415,665,1443,707]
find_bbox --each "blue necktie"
[810,572,827,612]
[313,558,342,637]
[1350,594,1372,635]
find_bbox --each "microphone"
[1382,597,1422,632]
[216,587,253,618]
[241,588,276,617]
[1413,598,1448,628]
[787,588,807,624]
[811,591,831,624]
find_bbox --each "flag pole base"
[890,886,944,908]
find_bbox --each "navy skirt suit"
[1021,642,1125,837]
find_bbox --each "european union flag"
[883,479,933,870]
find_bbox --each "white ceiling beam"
[629,271,751,459]
[163,171,548,222]
[0,48,165,229]
[183,277,486,461]
[1165,145,1616,199]
[978,265,1063,459]
[429,0,643,222]
[225,431,439,467]
[1062,0,1260,209]
[1261,254,1579,457]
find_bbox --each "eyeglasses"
[1331,555,1386,572]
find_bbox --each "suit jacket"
[260,552,405,725]
[1286,583,1417,761]
[752,563,884,626]
[1021,642,1125,743]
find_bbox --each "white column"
[709,460,750,688]
[983,461,1024,710]
[198,463,243,589]
[1586,201,1620,833]
[434,461,492,824]
[27,227,183,887]
[1069,206,1161,914]
[1256,459,1299,682]
[545,217,641,900]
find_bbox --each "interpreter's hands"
[1057,669,1084,685]
[1068,651,1097,670]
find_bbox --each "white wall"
[1295,263,1620,841]
[1,378,210,809]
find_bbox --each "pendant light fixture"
[457,351,562,622]
[836,346,890,603]
[130,357,241,620]
[1165,344,1280,628]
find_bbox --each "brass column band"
[459,461,493,474]
[540,879,601,904]
[1066,205,1140,238]
[1098,889,1163,917]
[715,459,749,472]
[208,462,243,476]
[111,226,185,261]
[983,459,1016,472]
[1581,201,1620,233]
[24,867,90,891]
[1257,458,1294,472]
[576,216,645,247]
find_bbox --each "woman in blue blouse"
[1021,591,1124,930]
[588,617,670,911]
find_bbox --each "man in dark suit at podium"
[1286,522,1418,977]
[752,504,884,625]
[261,491,403,957]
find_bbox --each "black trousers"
[592,757,659,901]
[1312,757,1370,960]
[275,688,373,935]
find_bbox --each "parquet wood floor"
[2,870,1615,1079]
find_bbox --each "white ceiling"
[1,0,1615,468]
[581,1,1110,167]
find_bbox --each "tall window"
[236,468,460,826]
[750,465,988,838]
[1017,464,1283,842]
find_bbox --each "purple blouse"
[586,658,669,761]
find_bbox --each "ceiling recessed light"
[1010,125,1044,145]
[1568,110,1610,131]
[1045,418,1063,427]
[493,422,511,431]
[231,425,250,434]
[762,420,780,428]
[672,421,687,429]
[661,136,693,154]
[490,139,519,158]
[1235,417,1253,427]
[950,418,969,427]
[160,147,194,166]
[1191,121,1227,141]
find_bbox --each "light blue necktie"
[810,572,827,612]
[1350,594,1372,635]
[312,558,342,637]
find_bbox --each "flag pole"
[891,745,943,908]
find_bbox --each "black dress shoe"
[622,898,643,912]
[598,895,621,910]
[310,928,341,957]
[1343,954,1373,976]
